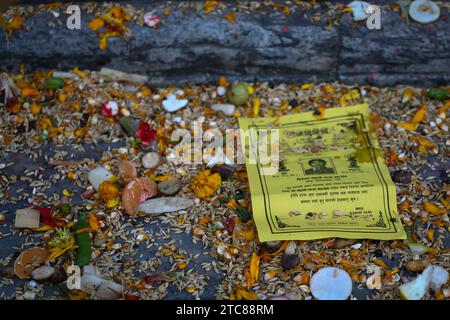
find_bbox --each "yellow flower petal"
[411,105,426,124]
[301,83,314,90]
[253,97,260,117]
[423,202,446,215]
[31,102,41,115]
[204,0,219,14]
[339,89,360,107]
[191,170,221,200]
[58,92,67,103]
[88,214,101,231]
[230,285,259,300]
[395,121,418,131]
[63,189,74,197]
[106,198,120,209]
[223,12,236,24]
[247,253,260,289]
[88,18,105,31]
[33,225,54,232]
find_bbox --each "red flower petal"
[135,122,157,145]
[32,206,56,227]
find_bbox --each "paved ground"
[0,0,449,301]
[1,1,449,87]
[1,141,448,299]
[0,142,224,299]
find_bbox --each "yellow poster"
[239,104,406,242]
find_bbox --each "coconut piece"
[14,208,40,229]
[409,0,440,24]
[162,94,188,112]
[117,160,137,183]
[310,267,353,300]
[399,265,434,300]
[88,167,115,190]
[80,273,104,294]
[284,241,297,255]
[347,1,371,21]
[99,67,148,86]
[430,266,448,291]
[157,177,181,196]
[31,266,55,281]
[211,103,236,116]
[14,247,49,279]
[138,197,194,215]
[95,280,123,300]
[142,152,162,169]
[122,177,158,216]
[80,268,123,300]
[407,241,431,255]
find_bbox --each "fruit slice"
[88,167,116,190]
[117,160,137,183]
[407,242,431,255]
[122,177,157,215]
[409,0,440,24]
[310,267,353,300]
[14,247,49,279]
[399,265,433,300]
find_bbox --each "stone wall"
[1,1,449,87]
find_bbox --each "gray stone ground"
[0,142,224,299]
[1,142,448,299]
[0,1,449,87]
[0,0,449,300]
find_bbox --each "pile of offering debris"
[0,68,448,300]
